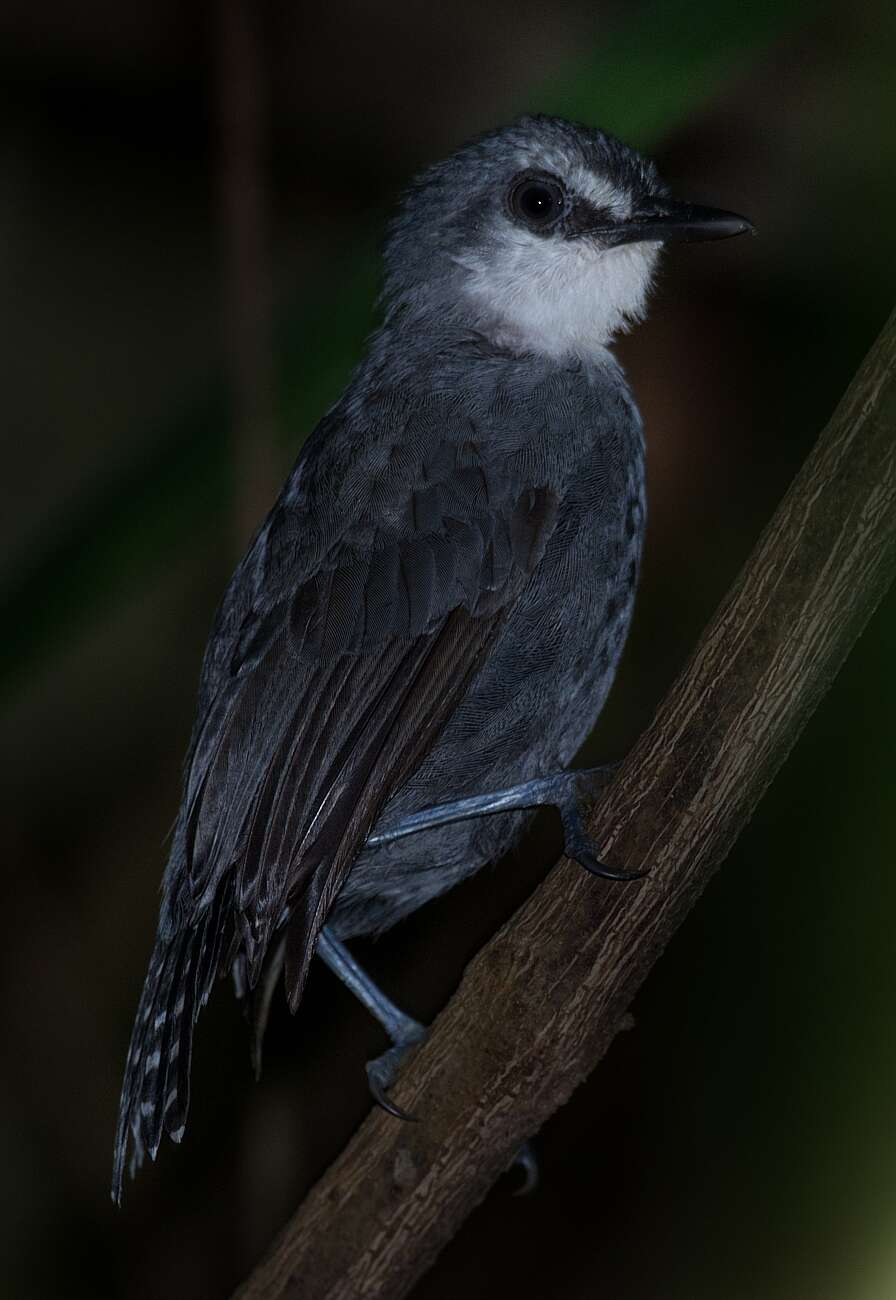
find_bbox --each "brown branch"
[234,308,896,1300]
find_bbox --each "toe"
[366,1042,421,1121]
[509,1140,540,1196]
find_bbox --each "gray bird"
[112,114,751,1200]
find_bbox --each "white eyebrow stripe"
[567,166,631,218]
[513,141,633,220]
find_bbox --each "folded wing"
[112,393,559,1199]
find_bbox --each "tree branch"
[234,308,896,1300]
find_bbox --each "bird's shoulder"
[167,378,564,963]
[206,380,570,669]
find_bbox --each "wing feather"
[113,391,562,1198]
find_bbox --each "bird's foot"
[508,1139,540,1195]
[317,928,545,1195]
[366,764,648,883]
[559,789,648,882]
[366,1021,428,1121]
[367,1024,540,1194]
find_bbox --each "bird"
[112,113,752,1201]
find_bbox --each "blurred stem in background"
[216,0,279,551]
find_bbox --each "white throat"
[457,232,660,359]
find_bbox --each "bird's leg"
[248,933,287,1079]
[367,764,647,882]
[317,928,542,1188]
[317,927,427,1121]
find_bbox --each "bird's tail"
[111,881,235,1204]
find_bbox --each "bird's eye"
[508,175,565,229]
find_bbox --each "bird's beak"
[581,200,755,247]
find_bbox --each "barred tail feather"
[111,882,235,1203]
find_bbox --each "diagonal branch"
[234,307,896,1300]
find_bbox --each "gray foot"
[366,1022,428,1121]
[510,1140,540,1196]
[366,765,647,882]
[368,1030,540,1195]
[316,933,541,1186]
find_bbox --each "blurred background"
[2,0,895,1296]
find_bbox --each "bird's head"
[382,115,752,359]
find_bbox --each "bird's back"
[113,336,644,1197]
[332,345,645,936]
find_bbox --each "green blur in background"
[2,1,895,1296]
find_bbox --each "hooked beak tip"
[635,202,755,245]
[719,213,756,240]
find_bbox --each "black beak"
[582,200,754,247]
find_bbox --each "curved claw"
[570,850,649,882]
[510,1141,540,1196]
[366,1068,419,1122]
[561,804,649,882]
[365,1039,423,1122]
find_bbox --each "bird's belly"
[332,465,645,938]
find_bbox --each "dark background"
[3,1,896,1296]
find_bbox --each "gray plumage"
[113,114,750,1200]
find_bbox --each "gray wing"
[112,390,559,1198]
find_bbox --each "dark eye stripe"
[564,195,615,238]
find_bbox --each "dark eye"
[508,175,565,229]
